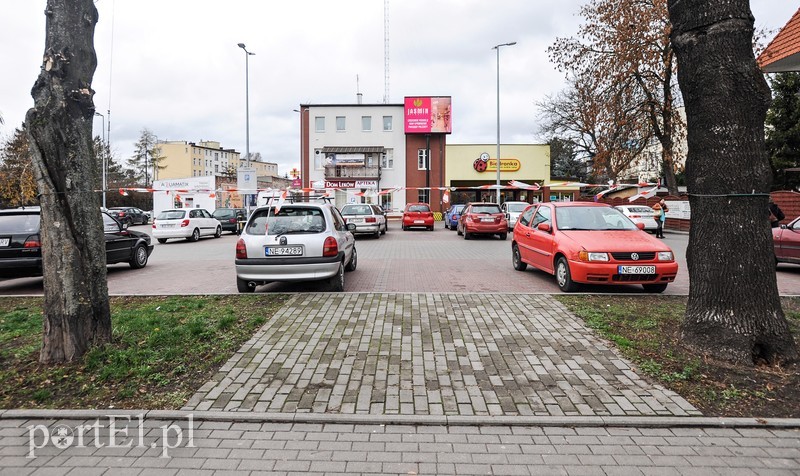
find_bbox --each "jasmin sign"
[404,96,452,134]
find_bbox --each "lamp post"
[293,108,307,190]
[94,111,106,208]
[238,42,255,211]
[493,41,516,204]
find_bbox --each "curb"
[2,409,799,429]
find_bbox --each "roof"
[758,7,800,72]
[321,146,385,154]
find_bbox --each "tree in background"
[548,0,683,194]
[548,137,587,181]
[669,0,797,365]
[0,128,37,207]
[127,128,163,187]
[25,0,111,363]
[765,72,800,191]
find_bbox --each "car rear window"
[157,210,186,220]
[470,205,501,214]
[213,210,234,218]
[505,203,527,212]
[246,207,325,235]
[341,205,372,216]
[0,213,40,233]
[408,205,430,213]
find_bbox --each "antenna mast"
[383,0,390,103]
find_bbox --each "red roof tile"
[758,7,800,72]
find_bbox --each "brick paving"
[182,293,699,417]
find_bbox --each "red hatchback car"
[512,202,678,292]
[457,202,508,240]
[773,216,800,266]
[402,203,435,231]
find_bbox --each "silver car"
[501,201,530,230]
[614,205,659,232]
[234,200,357,292]
[340,204,388,238]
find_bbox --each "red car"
[402,203,434,231]
[457,202,508,240]
[773,216,800,266]
[512,202,678,292]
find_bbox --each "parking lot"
[0,222,798,295]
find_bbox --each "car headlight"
[579,251,609,262]
[657,251,673,261]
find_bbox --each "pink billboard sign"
[404,96,452,134]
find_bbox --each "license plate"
[265,246,302,256]
[618,265,656,274]
[349,218,363,223]
[414,220,424,224]
[481,217,495,222]
[161,224,175,228]
[0,238,8,247]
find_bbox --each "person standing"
[768,197,785,228]
[652,200,668,238]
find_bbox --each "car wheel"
[157,238,168,244]
[129,244,149,269]
[444,222,449,230]
[499,233,508,241]
[345,246,358,271]
[642,283,668,293]
[214,226,222,238]
[237,278,254,293]
[555,256,579,292]
[464,230,471,240]
[512,244,527,271]
[375,229,381,239]
[428,226,434,231]
[402,225,407,231]
[328,262,345,292]
[457,225,463,236]
[381,222,387,235]
[188,228,200,242]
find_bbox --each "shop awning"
[321,146,385,154]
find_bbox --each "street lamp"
[94,111,106,208]
[293,108,308,189]
[493,41,516,204]
[238,42,255,211]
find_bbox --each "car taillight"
[119,212,125,217]
[152,219,156,229]
[631,215,641,218]
[323,236,338,257]
[235,238,247,259]
[365,217,376,223]
[180,219,190,227]
[229,218,237,223]
[23,235,40,248]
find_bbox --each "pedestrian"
[768,196,785,228]
[652,199,668,238]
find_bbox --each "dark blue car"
[444,204,466,230]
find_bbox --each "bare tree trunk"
[669,0,797,365]
[25,0,111,363]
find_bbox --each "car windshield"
[506,203,527,212]
[246,207,325,235]
[452,205,465,213]
[408,205,430,213]
[157,210,186,220]
[470,205,501,214]
[341,205,372,216]
[556,207,638,231]
[0,214,40,233]
[213,210,235,218]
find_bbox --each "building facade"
[156,140,277,181]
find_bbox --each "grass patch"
[0,295,289,409]
[555,295,800,418]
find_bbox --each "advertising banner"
[404,96,452,134]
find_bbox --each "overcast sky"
[0,0,794,177]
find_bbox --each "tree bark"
[669,0,797,365]
[25,0,111,363]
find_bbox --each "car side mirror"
[636,222,645,230]
[537,223,551,233]
[346,223,357,231]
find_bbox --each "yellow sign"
[486,159,521,172]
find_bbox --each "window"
[383,116,393,131]
[336,116,346,132]
[532,206,552,228]
[315,116,325,132]
[518,207,535,227]
[417,149,428,170]
[418,189,429,204]
[381,149,394,169]
[361,116,372,131]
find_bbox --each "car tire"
[457,225,463,236]
[375,229,381,239]
[556,256,579,292]
[428,226,434,231]
[499,233,508,241]
[188,228,200,242]
[157,238,168,244]
[381,222,387,235]
[642,283,668,293]
[512,244,527,271]
[237,278,254,293]
[129,244,149,269]
[464,230,471,240]
[444,222,449,230]
[328,262,345,292]
[214,226,222,238]
[345,246,358,272]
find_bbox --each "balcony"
[324,165,380,179]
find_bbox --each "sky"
[0,0,795,178]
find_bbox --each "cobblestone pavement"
[183,293,699,417]
[2,415,798,475]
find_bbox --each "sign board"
[404,96,452,134]
[237,167,257,191]
[664,200,690,220]
[323,180,378,189]
[484,159,521,172]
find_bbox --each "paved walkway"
[183,294,699,417]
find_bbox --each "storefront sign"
[323,180,378,189]
[483,159,521,173]
[404,96,452,134]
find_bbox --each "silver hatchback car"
[234,199,357,292]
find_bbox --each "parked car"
[402,203,435,231]
[212,207,246,234]
[340,204,388,238]
[107,207,149,225]
[511,202,678,293]
[235,198,357,292]
[457,202,508,240]
[444,204,465,230]
[500,201,529,230]
[152,208,222,243]
[614,205,658,233]
[0,207,154,278]
[773,216,800,266]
